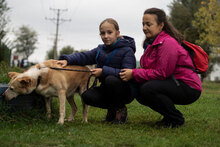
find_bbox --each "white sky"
[6,0,173,63]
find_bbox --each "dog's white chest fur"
[37,85,58,97]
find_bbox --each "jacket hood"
[103,36,136,53]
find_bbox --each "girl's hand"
[56,60,68,68]
[91,68,102,77]
[120,69,133,81]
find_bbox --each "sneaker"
[112,106,128,124]
[103,108,117,123]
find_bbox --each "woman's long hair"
[143,8,184,48]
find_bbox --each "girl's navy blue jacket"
[59,36,136,80]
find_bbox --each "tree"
[46,45,75,60]
[14,25,38,59]
[0,0,10,64]
[46,48,54,60]
[193,0,220,81]
[59,45,74,56]
[0,42,10,63]
[169,0,216,81]
[168,0,207,43]
[0,0,10,42]
[193,0,220,51]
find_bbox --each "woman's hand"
[91,68,102,77]
[120,69,133,81]
[56,60,68,68]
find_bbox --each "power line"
[45,8,71,59]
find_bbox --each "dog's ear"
[8,72,20,79]
[35,64,41,69]
[18,77,32,87]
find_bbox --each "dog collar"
[36,76,41,88]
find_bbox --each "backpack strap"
[95,39,121,65]
[95,47,119,65]
[176,65,197,73]
[105,48,119,65]
[95,47,103,64]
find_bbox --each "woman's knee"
[135,81,159,105]
[139,82,157,96]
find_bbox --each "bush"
[0,42,11,64]
[0,61,23,83]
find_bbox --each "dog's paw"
[64,117,74,122]
[57,121,64,125]
[82,119,88,123]
[47,113,52,119]
[57,118,64,125]
[67,118,74,122]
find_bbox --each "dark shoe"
[103,108,117,123]
[155,117,169,126]
[112,106,128,124]
[156,117,184,128]
[170,121,185,128]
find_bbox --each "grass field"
[0,81,219,147]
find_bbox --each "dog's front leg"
[67,95,77,122]
[57,89,66,125]
[81,98,89,123]
[79,87,89,123]
[44,97,52,119]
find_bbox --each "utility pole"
[46,8,71,59]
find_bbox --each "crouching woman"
[120,8,202,128]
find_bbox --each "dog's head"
[4,71,39,101]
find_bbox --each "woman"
[120,8,202,128]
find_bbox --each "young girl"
[57,18,136,124]
[120,8,202,128]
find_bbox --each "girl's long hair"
[99,18,119,31]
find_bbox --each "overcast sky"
[6,0,173,63]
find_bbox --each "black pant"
[136,78,201,123]
[82,76,134,109]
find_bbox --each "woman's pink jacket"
[132,31,202,91]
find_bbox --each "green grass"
[0,82,220,147]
